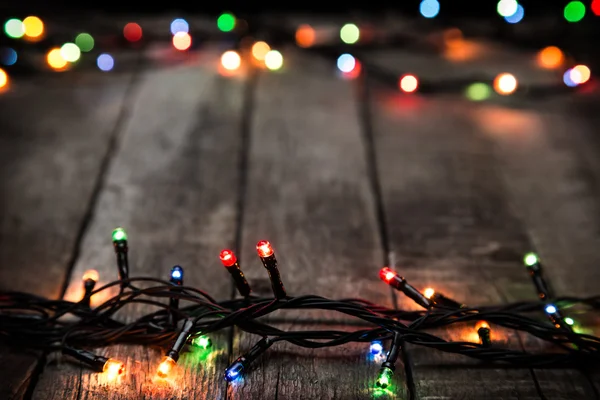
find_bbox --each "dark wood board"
[31,50,247,400]
[486,97,600,396]
[229,47,406,400]
[367,83,596,399]
[0,73,135,399]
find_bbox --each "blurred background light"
[337,54,356,73]
[221,50,241,70]
[0,47,17,66]
[75,33,94,52]
[123,22,142,42]
[4,19,24,39]
[570,65,591,84]
[399,74,419,93]
[465,82,491,101]
[494,73,518,94]
[252,41,270,60]
[217,13,235,32]
[172,32,191,50]
[420,0,440,18]
[265,50,283,70]
[592,0,600,16]
[170,18,189,35]
[563,69,577,86]
[0,68,8,89]
[537,46,564,69]
[340,23,359,44]
[47,48,67,70]
[296,24,315,48]
[497,0,519,17]
[22,16,43,39]
[60,43,81,62]
[564,1,586,22]
[504,4,524,23]
[97,54,114,71]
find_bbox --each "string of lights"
[0,8,595,95]
[1,227,599,391]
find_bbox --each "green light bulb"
[191,335,212,349]
[564,317,574,326]
[340,23,360,44]
[523,252,538,267]
[564,1,586,22]
[112,227,127,242]
[375,367,393,389]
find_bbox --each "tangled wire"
[1,228,599,387]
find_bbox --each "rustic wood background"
[1,14,599,400]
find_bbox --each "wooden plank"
[483,97,600,395]
[229,48,406,399]
[368,80,595,398]
[31,51,246,400]
[0,72,135,399]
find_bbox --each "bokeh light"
[60,43,81,62]
[221,50,241,71]
[0,47,17,66]
[493,73,518,95]
[296,24,315,48]
[217,13,235,32]
[172,32,191,51]
[340,23,360,44]
[420,0,440,18]
[564,1,586,22]
[0,68,8,89]
[592,0,600,16]
[537,46,563,69]
[570,65,591,84]
[97,54,114,72]
[337,54,356,73]
[252,41,270,60]
[46,48,67,70]
[497,0,519,17]
[75,33,94,52]
[399,74,418,93]
[564,69,577,87]
[341,60,361,79]
[4,19,24,39]
[265,50,283,70]
[23,16,43,39]
[170,18,189,35]
[465,82,491,101]
[504,4,524,23]
[123,22,142,42]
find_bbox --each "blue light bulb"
[370,341,383,356]
[225,362,244,381]
[545,304,557,314]
[170,265,183,282]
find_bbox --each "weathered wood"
[0,72,135,399]
[488,97,600,395]
[31,50,246,400]
[229,48,406,400]
[368,79,595,398]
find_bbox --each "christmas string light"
[168,265,184,326]
[220,249,252,297]
[112,227,129,289]
[424,287,465,309]
[81,269,99,307]
[379,267,432,309]
[523,252,552,300]
[1,229,600,390]
[256,240,287,299]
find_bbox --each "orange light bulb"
[157,356,177,379]
[423,288,435,299]
[83,269,99,282]
[103,359,125,381]
[475,321,490,331]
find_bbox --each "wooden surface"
[1,15,600,400]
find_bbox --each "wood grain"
[367,82,595,398]
[31,51,246,400]
[229,48,406,400]
[484,98,600,397]
[0,73,134,399]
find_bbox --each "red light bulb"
[220,249,237,267]
[256,240,274,258]
[379,267,397,282]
